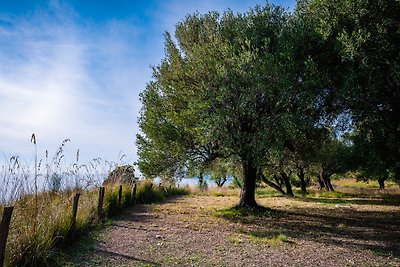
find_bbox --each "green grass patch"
[334,179,399,189]
[50,230,101,266]
[255,187,282,198]
[246,230,288,247]
[226,233,245,245]
[229,230,289,247]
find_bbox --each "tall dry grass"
[0,135,188,266]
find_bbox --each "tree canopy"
[298,0,400,182]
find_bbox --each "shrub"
[135,181,165,204]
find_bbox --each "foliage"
[207,158,236,187]
[103,165,136,185]
[299,0,400,183]
[50,173,62,192]
[137,3,330,207]
[135,180,165,204]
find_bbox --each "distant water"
[177,176,232,187]
[0,173,107,204]
[1,174,233,203]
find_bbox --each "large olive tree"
[137,4,325,208]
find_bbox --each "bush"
[135,181,165,204]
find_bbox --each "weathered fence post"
[131,183,137,205]
[118,185,123,208]
[98,187,105,222]
[67,193,80,240]
[0,206,14,267]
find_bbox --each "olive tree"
[137,4,326,208]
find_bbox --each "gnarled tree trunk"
[378,178,385,190]
[280,171,294,196]
[321,171,334,191]
[317,175,326,190]
[216,177,227,187]
[239,160,258,208]
[261,174,286,195]
[297,167,307,193]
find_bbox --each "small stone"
[156,235,162,239]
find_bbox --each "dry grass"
[2,182,188,266]
[5,190,98,266]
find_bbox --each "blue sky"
[0,0,296,165]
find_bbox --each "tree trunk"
[317,174,326,190]
[198,172,206,190]
[273,175,284,189]
[326,177,334,191]
[280,171,294,196]
[378,178,385,190]
[216,177,227,187]
[298,167,307,193]
[239,160,258,208]
[322,172,334,191]
[394,166,400,183]
[261,174,286,195]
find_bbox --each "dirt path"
[72,195,400,267]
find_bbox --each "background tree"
[315,130,352,191]
[299,0,400,185]
[208,158,236,187]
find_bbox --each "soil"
[70,194,400,267]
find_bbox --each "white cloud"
[0,0,296,165]
[0,2,142,163]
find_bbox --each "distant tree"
[50,173,62,192]
[260,149,295,196]
[208,158,238,187]
[352,132,393,189]
[104,165,136,185]
[299,0,400,184]
[315,130,353,191]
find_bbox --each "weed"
[226,233,245,245]
[242,229,288,247]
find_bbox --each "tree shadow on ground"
[294,195,400,206]
[114,195,187,223]
[96,249,161,266]
[216,204,400,257]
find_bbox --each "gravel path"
[74,195,400,267]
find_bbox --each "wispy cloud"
[0,1,143,162]
[0,0,296,163]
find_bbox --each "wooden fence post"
[118,185,123,208]
[131,183,137,205]
[0,206,14,267]
[67,193,80,240]
[98,187,105,222]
